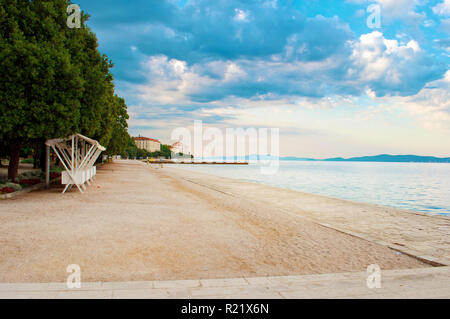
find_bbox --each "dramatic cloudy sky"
[76,0,450,157]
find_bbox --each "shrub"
[20,178,42,186]
[0,182,22,192]
[20,158,34,164]
[0,187,15,194]
[18,170,43,183]
[50,172,61,179]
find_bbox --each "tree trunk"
[39,140,47,170]
[8,142,21,181]
[33,142,40,169]
[40,141,48,171]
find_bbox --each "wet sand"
[0,160,429,283]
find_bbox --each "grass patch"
[20,158,34,164]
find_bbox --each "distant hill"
[281,154,450,163]
[279,156,316,161]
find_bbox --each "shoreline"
[162,163,450,266]
[0,160,447,283]
[167,164,450,220]
[166,161,450,217]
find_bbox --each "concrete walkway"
[1,266,448,299]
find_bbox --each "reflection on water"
[176,161,450,216]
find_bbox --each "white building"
[170,141,184,154]
[133,136,161,153]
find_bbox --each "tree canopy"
[0,0,131,179]
[118,140,174,160]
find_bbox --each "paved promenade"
[1,161,448,299]
[0,266,448,299]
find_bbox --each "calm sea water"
[175,161,450,216]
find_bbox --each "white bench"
[61,167,96,186]
[46,134,105,194]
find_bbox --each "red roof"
[133,136,160,143]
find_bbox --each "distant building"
[171,141,191,160]
[133,135,161,153]
[170,141,184,154]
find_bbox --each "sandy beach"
[0,160,440,283]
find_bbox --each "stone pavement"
[0,266,448,299]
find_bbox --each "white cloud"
[406,39,421,52]
[223,62,246,81]
[441,18,450,33]
[433,0,450,16]
[349,31,437,96]
[234,9,249,21]
[350,32,392,81]
[377,0,423,22]
[423,19,435,27]
[373,70,450,131]
[349,0,423,23]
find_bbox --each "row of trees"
[120,139,173,159]
[0,0,131,179]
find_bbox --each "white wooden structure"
[45,134,106,193]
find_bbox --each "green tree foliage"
[136,148,149,159]
[0,1,131,179]
[119,137,152,160]
[121,136,139,159]
[160,144,172,159]
[105,96,129,156]
[116,138,175,160]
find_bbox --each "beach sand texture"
[0,160,441,283]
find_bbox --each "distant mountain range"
[199,154,450,163]
[281,154,450,163]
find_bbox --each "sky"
[76,0,450,158]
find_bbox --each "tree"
[160,144,172,159]
[0,1,130,179]
[105,96,129,156]
[136,148,148,159]
[0,1,82,179]
[0,139,7,168]
[122,136,138,159]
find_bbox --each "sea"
[175,161,450,216]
